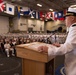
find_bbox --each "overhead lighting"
[49,9,53,11]
[37,4,42,7]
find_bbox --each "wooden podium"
[16,42,55,75]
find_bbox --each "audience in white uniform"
[0,33,67,57]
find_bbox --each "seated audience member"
[0,39,5,53]
[4,41,15,57]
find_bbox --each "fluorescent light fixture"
[49,9,53,11]
[37,4,42,7]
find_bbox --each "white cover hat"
[65,5,76,17]
[68,6,76,13]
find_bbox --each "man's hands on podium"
[38,45,48,53]
[38,43,60,53]
[52,43,60,47]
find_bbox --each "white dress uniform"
[48,23,76,75]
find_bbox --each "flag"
[21,7,29,15]
[18,6,22,12]
[23,11,29,15]
[0,0,2,2]
[45,12,53,19]
[29,9,40,19]
[5,3,14,15]
[36,11,40,19]
[39,11,45,20]
[15,6,22,18]
[29,9,36,18]
[54,11,64,20]
[0,0,5,12]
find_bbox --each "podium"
[16,42,55,75]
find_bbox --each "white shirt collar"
[67,23,76,32]
[71,23,76,27]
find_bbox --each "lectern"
[16,42,55,75]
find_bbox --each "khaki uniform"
[48,23,76,75]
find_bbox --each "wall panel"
[0,16,9,34]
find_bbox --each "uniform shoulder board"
[72,24,76,27]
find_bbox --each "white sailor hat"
[64,5,76,17]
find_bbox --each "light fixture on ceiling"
[37,4,42,7]
[49,9,53,11]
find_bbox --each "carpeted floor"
[55,64,66,75]
[0,52,22,75]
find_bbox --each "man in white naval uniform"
[38,6,76,75]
